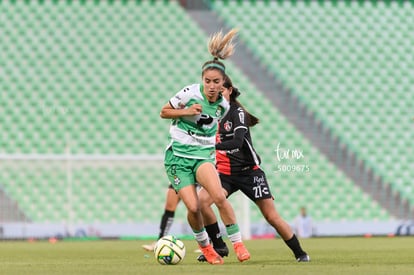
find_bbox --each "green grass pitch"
[1,237,413,275]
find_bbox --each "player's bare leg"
[197,167,250,262]
[179,184,223,265]
[256,198,310,262]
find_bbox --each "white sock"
[228,231,242,244]
[193,229,210,247]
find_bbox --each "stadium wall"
[1,220,413,240]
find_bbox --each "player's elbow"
[160,108,169,119]
[160,103,174,119]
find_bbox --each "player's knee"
[212,196,228,209]
[186,204,200,215]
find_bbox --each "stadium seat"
[0,0,397,225]
[211,0,411,217]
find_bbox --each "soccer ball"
[154,235,186,265]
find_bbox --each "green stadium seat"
[211,0,411,219]
[0,0,398,225]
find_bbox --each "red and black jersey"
[216,102,261,175]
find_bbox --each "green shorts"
[164,148,214,192]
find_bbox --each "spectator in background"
[294,207,314,238]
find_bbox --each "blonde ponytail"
[208,28,239,60]
[202,28,239,74]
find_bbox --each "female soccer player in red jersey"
[197,75,310,262]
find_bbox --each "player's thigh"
[195,161,225,201]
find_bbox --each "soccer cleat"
[233,242,250,262]
[199,244,224,265]
[141,242,156,252]
[297,254,311,262]
[197,244,229,262]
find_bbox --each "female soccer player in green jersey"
[160,29,250,265]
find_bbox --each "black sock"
[284,234,307,258]
[205,222,226,248]
[158,210,175,239]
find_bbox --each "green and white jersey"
[167,83,229,159]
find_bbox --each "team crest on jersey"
[173,176,181,185]
[223,120,232,132]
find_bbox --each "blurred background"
[0,0,412,240]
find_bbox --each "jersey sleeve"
[169,85,195,109]
[232,106,248,131]
[215,127,247,150]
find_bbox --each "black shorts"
[219,168,274,202]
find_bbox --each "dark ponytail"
[223,75,259,127]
